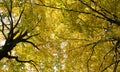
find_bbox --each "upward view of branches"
[37,0,120,72]
[0,0,120,72]
[0,0,39,63]
[37,0,120,71]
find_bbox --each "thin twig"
[0,14,7,39]
[101,60,120,72]
[98,47,113,72]
[21,39,39,50]
[87,41,99,72]
[78,0,120,26]
[6,55,39,72]
[13,7,25,30]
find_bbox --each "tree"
[0,0,40,71]
[0,0,120,72]
[35,0,120,72]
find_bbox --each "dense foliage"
[0,0,120,72]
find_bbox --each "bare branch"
[39,0,45,5]
[4,0,13,29]
[0,14,7,39]
[21,39,39,50]
[101,60,120,72]
[25,33,40,40]
[113,41,120,72]
[78,0,107,18]
[13,30,27,43]
[90,0,117,19]
[13,30,19,37]
[78,0,120,26]
[7,55,31,62]
[3,0,14,40]
[6,55,39,72]
[13,7,25,30]
[0,14,9,29]
[30,62,40,72]
[99,48,113,72]
[87,41,100,72]
[35,2,120,25]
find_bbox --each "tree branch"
[35,2,120,26]
[101,59,120,72]
[25,33,40,40]
[99,47,114,72]
[87,40,100,72]
[78,0,120,26]
[21,39,39,50]
[13,7,24,30]
[6,55,39,72]
[0,14,7,39]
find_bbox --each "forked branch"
[6,55,39,72]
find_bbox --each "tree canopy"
[0,0,120,72]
